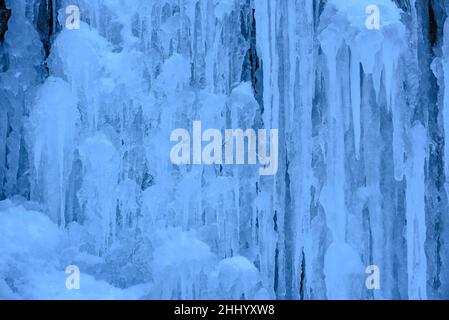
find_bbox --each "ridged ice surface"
[1,0,449,299]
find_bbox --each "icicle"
[405,123,427,299]
[29,77,78,225]
[350,51,361,159]
[442,19,449,183]
[78,133,119,255]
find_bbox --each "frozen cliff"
[1,0,449,300]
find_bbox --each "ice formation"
[1,0,449,300]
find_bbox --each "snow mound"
[215,256,262,299]
[0,201,146,299]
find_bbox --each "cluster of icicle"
[1,0,449,299]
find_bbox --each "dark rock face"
[0,0,11,43]
[36,0,54,58]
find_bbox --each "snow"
[215,256,261,299]
[0,200,146,299]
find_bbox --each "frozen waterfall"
[1,0,449,300]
